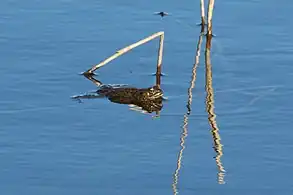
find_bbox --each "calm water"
[1,0,293,194]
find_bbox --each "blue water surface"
[1,0,293,194]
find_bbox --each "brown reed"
[200,0,206,33]
[207,0,215,35]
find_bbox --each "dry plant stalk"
[83,31,165,80]
[156,33,164,87]
[200,0,206,33]
[207,0,215,35]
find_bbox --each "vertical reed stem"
[200,0,206,33]
[156,34,164,87]
[207,0,215,35]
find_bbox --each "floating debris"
[154,11,170,17]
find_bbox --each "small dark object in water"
[154,12,169,17]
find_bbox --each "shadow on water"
[72,73,164,116]
[172,32,204,194]
[205,34,226,184]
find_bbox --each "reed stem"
[200,0,206,33]
[156,33,164,87]
[83,31,164,75]
[207,0,215,35]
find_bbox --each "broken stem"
[83,31,165,75]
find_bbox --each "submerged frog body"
[98,85,163,102]
[74,74,164,113]
[97,85,163,113]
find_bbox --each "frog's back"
[97,85,163,106]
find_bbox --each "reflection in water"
[205,35,226,184]
[72,74,163,115]
[172,33,204,195]
[172,114,188,195]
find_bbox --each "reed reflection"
[172,33,204,195]
[205,34,226,184]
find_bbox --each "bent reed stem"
[83,31,165,78]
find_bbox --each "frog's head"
[145,85,163,100]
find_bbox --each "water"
[1,0,293,194]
